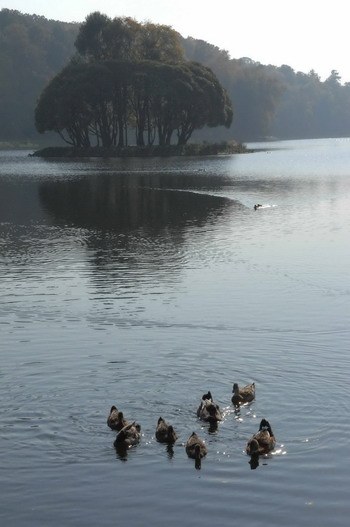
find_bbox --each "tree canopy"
[75,12,184,64]
[35,12,233,147]
[35,60,232,147]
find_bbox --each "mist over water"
[1,139,349,526]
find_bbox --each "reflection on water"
[114,442,132,462]
[1,140,350,527]
[38,172,236,231]
[37,173,239,292]
[249,454,260,470]
[166,443,175,460]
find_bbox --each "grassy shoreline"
[31,142,250,158]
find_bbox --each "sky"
[2,0,350,83]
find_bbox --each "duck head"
[259,419,273,436]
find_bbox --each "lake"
[0,138,349,526]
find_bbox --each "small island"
[34,13,244,158]
[32,141,248,158]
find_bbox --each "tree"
[35,59,233,147]
[175,62,233,145]
[74,12,111,62]
[74,13,183,64]
[325,69,341,87]
[35,64,92,147]
[182,37,285,141]
[0,8,78,141]
[136,23,184,63]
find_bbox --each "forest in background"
[2,8,350,144]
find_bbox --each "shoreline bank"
[31,142,251,158]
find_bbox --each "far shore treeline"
[2,8,350,146]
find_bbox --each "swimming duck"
[155,417,178,444]
[186,432,207,467]
[231,382,255,406]
[254,204,262,210]
[202,391,213,401]
[113,421,141,448]
[246,419,276,455]
[197,392,222,424]
[107,406,129,431]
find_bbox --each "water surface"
[1,138,349,526]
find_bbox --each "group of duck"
[107,382,276,468]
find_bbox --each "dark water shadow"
[166,443,175,460]
[38,172,239,233]
[36,172,243,289]
[208,421,219,434]
[195,458,202,470]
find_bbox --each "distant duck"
[114,422,141,448]
[107,406,129,431]
[246,419,276,456]
[197,392,222,424]
[254,204,262,210]
[155,417,178,444]
[231,382,255,406]
[186,432,207,468]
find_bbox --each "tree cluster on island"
[34,12,233,150]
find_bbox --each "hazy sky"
[2,0,350,82]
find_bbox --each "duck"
[201,391,213,401]
[113,421,141,448]
[197,392,222,424]
[246,419,276,456]
[254,204,262,210]
[155,417,178,444]
[107,406,129,431]
[231,382,255,406]
[186,432,207,468]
